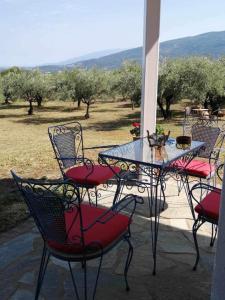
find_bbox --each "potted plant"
[130,122,140,141]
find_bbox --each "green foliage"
[156,124,165,135]
[157,57,225,119]
[15,70,52,114]
[113,61,142,109]
[0,71,21,104]
[157,59,183,119]
[1,55,225,121]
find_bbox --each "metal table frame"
[99,137,204,275]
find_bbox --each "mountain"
[71,31,225,69]
[56,49,122,65]
[160,31,225,58]
[74,47,142,69]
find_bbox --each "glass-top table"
[99,137,205,275]
[100,137,204,169]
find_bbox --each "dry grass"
[0,99,186,232]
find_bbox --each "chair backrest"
[11,171,84,248]
[191,124,220,158]
[48,122,84,173]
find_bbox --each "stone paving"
[0,179,216,300]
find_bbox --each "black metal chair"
[48,122,120,204]
[174,122,224,187]
[12,171,143,300]
[190,182,221,270]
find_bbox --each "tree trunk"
[28,100,33,115]
[131,99,134,110]
[84,102,90,119]
[77,99,81,109]
[157,98,166,119]
[37,96,42,107]
[4,98,10,105]
[165,95,173,119]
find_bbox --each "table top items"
[147,130,170,148]
[176,135,192,150]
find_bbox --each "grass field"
[0,99,186,231]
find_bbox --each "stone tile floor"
[0,179,216,299]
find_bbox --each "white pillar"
[141,0,161,137]
[211,164,225,300]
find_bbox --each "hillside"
[71,31,225,69]
[160,31,225,58]
[57,49,121,65]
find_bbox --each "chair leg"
[113,178,125,205]
[192,218,204,271]
[68,262,80,300]
[35,246,50,300]
[177,177,184,196]
[183,175,195,220]
[124,236,133,291]
[83,260,88,300]
[160,177,166,211]
[93,254,103,299]
[86,187,98,206]
[210,224,218,247]
[94,186,98,206]
[87,188,92,205]
[69,255,103,300]
[199,178,204,200]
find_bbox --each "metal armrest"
[57,157,95,178]
[84,145,118,150]
[57,156,95,166]
[83,194,144,232]
[209,148,220,164]
[217,163,224,181]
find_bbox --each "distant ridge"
[71,31,225,70]
[2,31,225,72]
[57,49,122,65]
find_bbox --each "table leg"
[147,168,164,275]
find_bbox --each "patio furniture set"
[12,120,224,299]
[184,106,225,123]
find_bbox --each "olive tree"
[18,70,51,115]
[0,70,21,104]
[157,57,225,119]
[74,69,99,118]
[205,60,225,112]
[52,71,71,101]
[157,59,184,119]
[114,61,142,109]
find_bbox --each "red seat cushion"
[172,159,215,178]
[65,165,120,186]
[195,189,221,220]
[48,204,129,254]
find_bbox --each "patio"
[1,1,224,298]
[0,178,215,300]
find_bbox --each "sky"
[0,0,225,66]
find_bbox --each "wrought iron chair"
[11,171,143,300]
[48,122,120,204]
[190,181,221,270]
[174,122,224,189]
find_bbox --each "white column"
[211,164,225,300]
[141,0,161,137]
